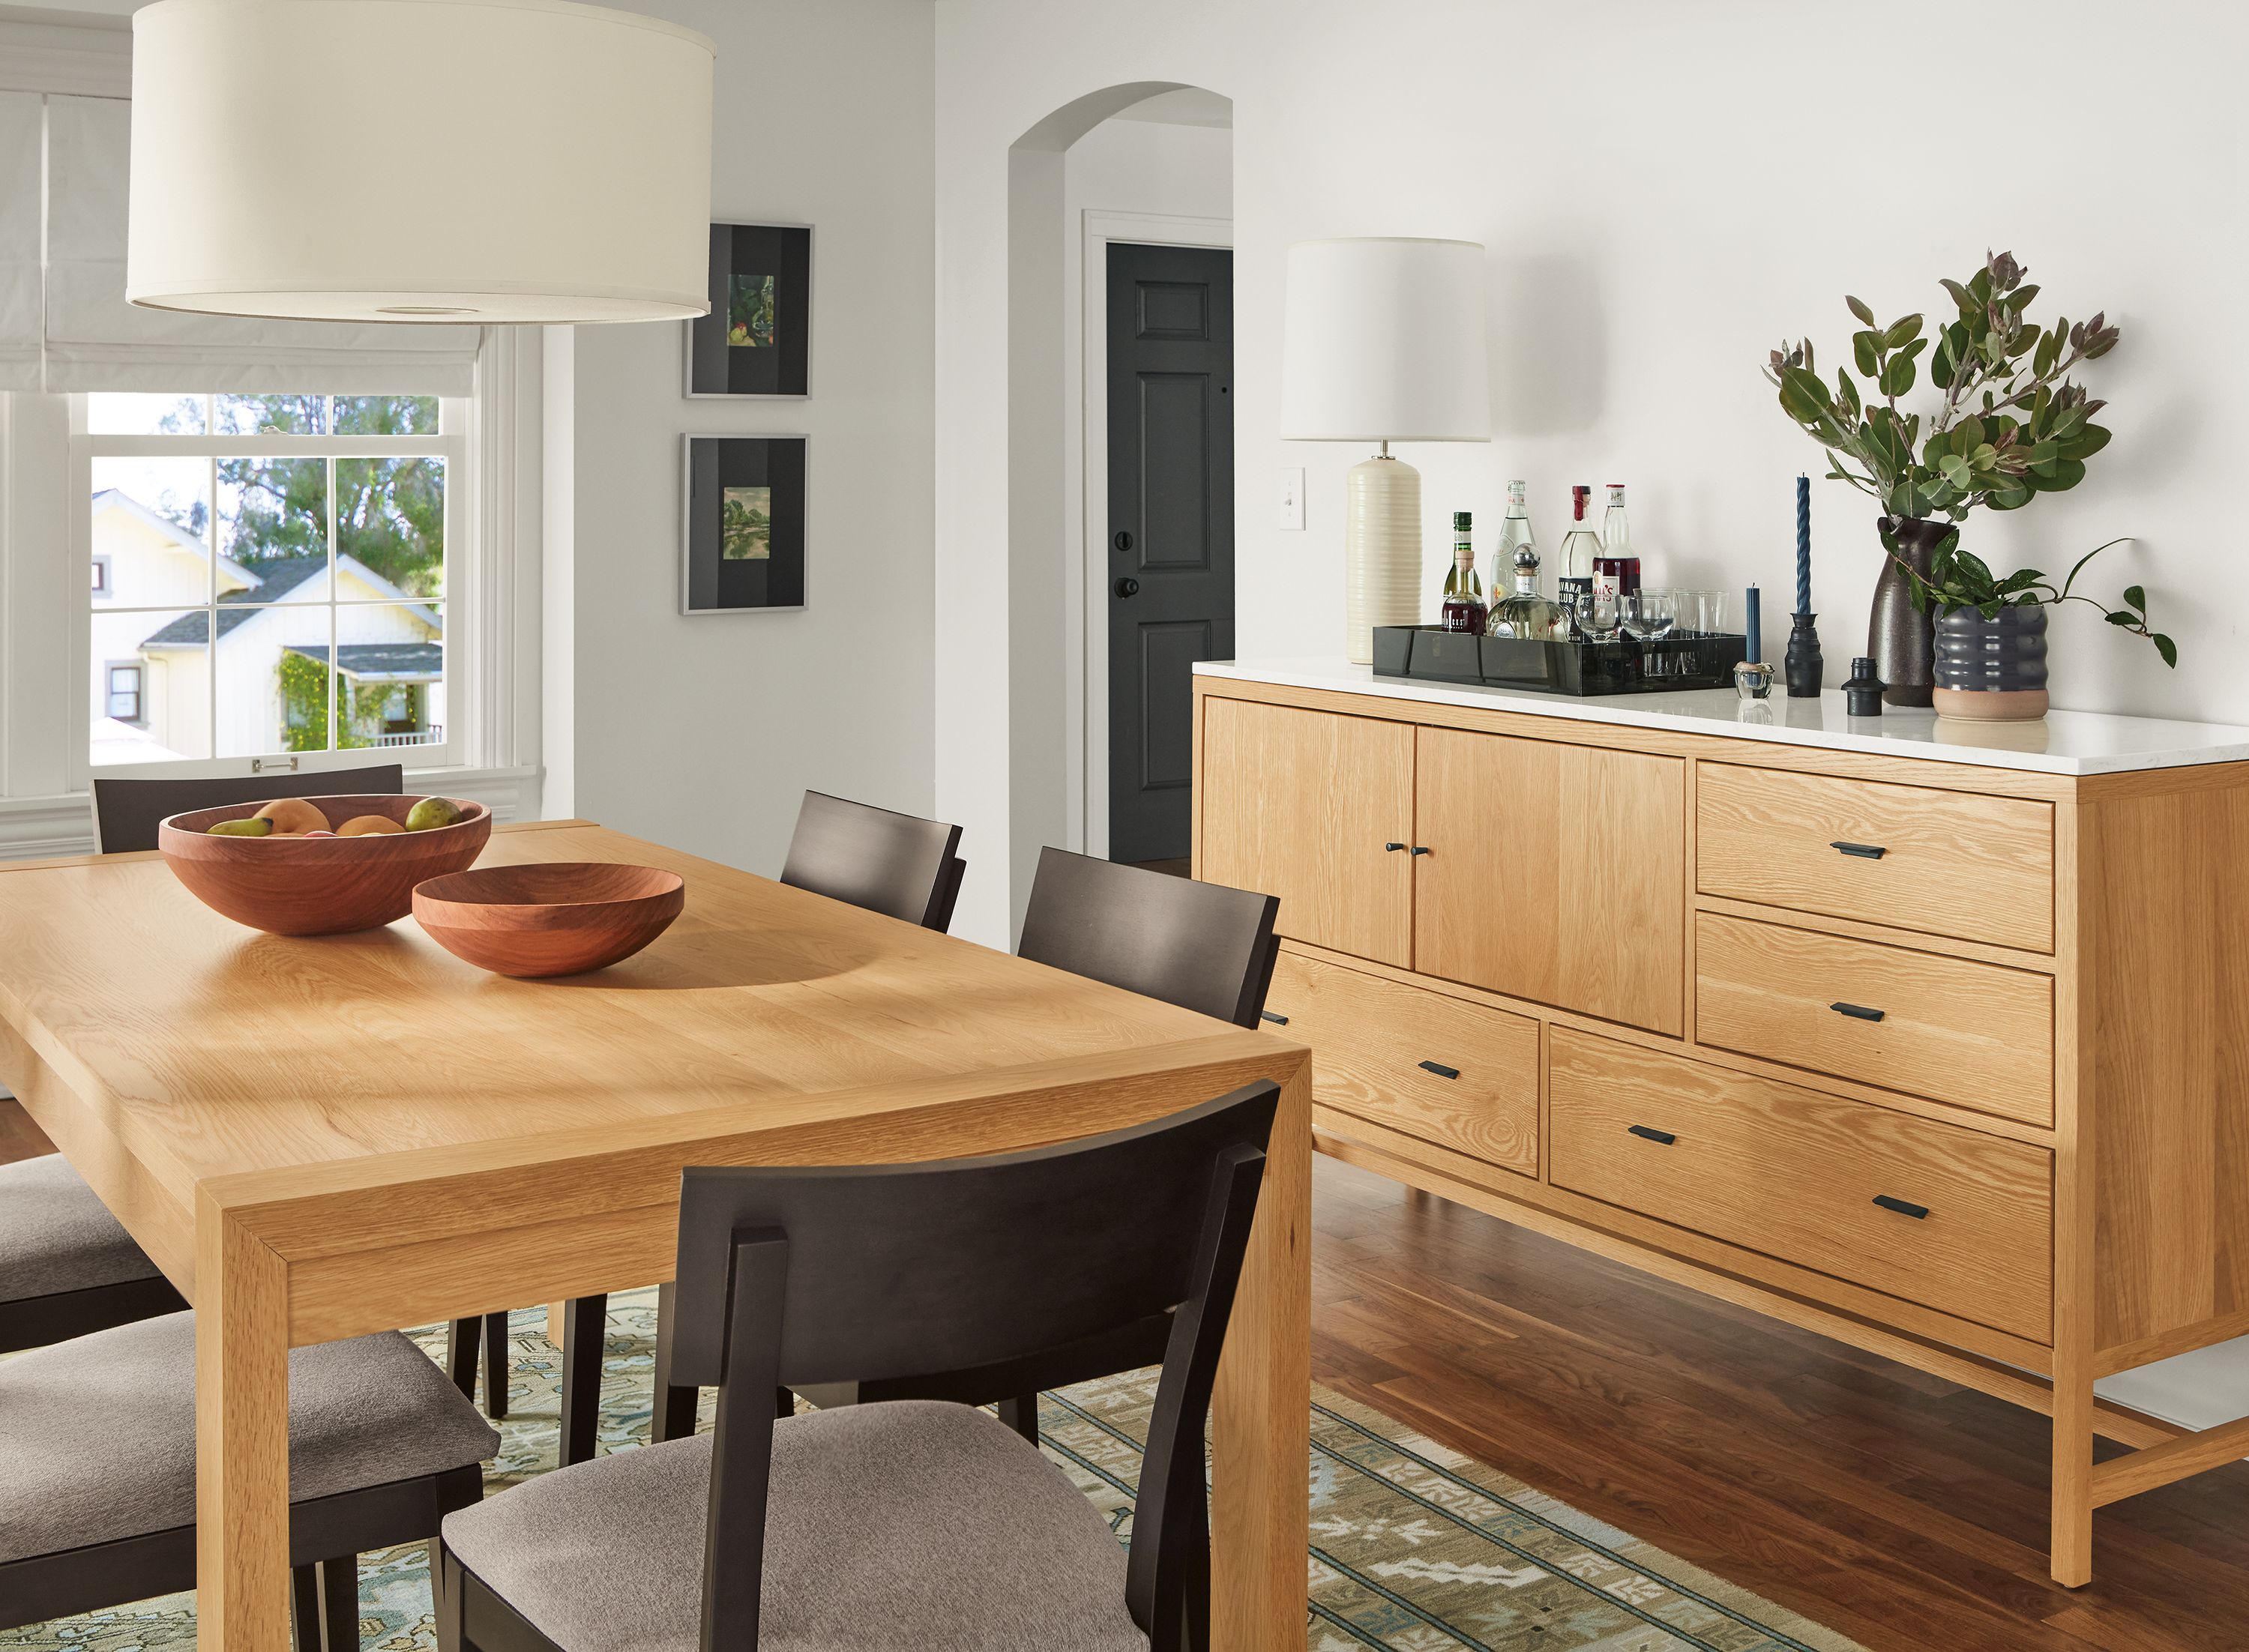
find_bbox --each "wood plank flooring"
[6,1094,2245,1648]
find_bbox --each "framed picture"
[681,435,808,615]
[684,223,812,397]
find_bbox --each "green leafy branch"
[1884,524,2176,669]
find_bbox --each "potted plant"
[1763,251,2156,708]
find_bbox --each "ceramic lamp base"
[1344,453,1422,665]
[1933,687,2050,723]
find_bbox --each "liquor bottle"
[1491,539,1565,640]
[1557,484,1601,585]
[1593,483,1642,606]
[1439,512,1486,634]
[1490,480,1536,602]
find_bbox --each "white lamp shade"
[126,0,715,325]
[1280,238,1490,442]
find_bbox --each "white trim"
[1071,209,1229,860]
[0,8,130,100]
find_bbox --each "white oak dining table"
[0,818,1311,1652]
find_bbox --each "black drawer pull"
[1830,1001,1886,1022]
[1259,1010,1289,1026]
[1385,841,1407,852]
[1409,845,1433,856]
[1873,1194,1930,1220]
[1830,840,1888,859]
[1627,1124,1677,1145]
[1417,1060,1460,1080]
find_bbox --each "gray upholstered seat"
[442,1399,1147,1652]
[0,1154,163,1300]
[0,1310,500,1564]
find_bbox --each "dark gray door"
[1107,241,1233,865]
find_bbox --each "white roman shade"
[0,93,40,391]
[28,94,479,394]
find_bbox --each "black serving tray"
[1371,625,1749,696]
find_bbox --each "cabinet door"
[1413,726,1684,1034]
[1197,696,1413,965]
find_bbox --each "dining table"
[0,817,1312,1652]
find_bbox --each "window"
[78,391,462,770]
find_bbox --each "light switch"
[1277,466,1305,531]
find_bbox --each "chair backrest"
[1017,847,1280,1029]
[90,764,406,854]
[777,791,965,931]
[669,1082,1279,1652]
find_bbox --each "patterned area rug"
[2,1291,1861,1652]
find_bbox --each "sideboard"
[1192,657,2249,1586]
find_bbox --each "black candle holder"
[1843,655,1886,717]
[1784,612,1824,698]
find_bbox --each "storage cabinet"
[1194,663,2249,1587]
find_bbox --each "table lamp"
[1281,238,1491,663]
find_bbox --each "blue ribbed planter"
[1932,603,2049,722]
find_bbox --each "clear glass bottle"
[1557,484,1601,586]
[1492,540,1565,639]
[1439,512,1486,633]
[1594,483,1642,605]
[1490,480,1536,602]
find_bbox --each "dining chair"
[0,1154,184,1354]
[90,762,406,854]
[777,789,966,930]
[0,1310,499,1651]
[436,1082,1277,1652]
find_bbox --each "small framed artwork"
[681,435,808,615]
[685,223,812,397]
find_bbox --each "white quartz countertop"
[1195,658,2249,777]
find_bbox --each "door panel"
[1197,696,1412,966]
[1413,726,1685,1034]
[1109,242,1232,863]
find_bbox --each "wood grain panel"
[1198,695,1413,965]
[1548,1029,2053,1340]
[1413,726,1684,1034]
[1698,763,2054,951]
[1694,912,2054,1127]
[1267,949,1538,1176]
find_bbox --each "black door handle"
[1418,1061,1460,1079]
[1385,841,1407,852]
[1627,1124,1677,1145]
[1259,1010,1289,1026]
[1830,1001,1886,1022]
[1409,845,1432,856]
[1114,577,1139,598]
[1873,1194,1930,1220]
[1830,840,1887,859]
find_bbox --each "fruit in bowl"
[157,794,492,935]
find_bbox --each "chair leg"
[317,1554,359,1652]
[559,1293,606,1466]
[291,1563,322,1652]
[774,1384,797,1420]
[435,1543,468,1652]
[480,1310,511,1420]
[445,1319,479,1401]
[996,1391,1040,1444]
[650,1279,700,1443]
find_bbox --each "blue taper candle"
[1795,474,1811,615]
[1746,583,1762,666]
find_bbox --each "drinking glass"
[1620,591,1676,678]
[1568,586,1618,642]
[1684,590,1727,637]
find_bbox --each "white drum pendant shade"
[127,0,716,325]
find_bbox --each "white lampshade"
[1280,238,1490,442]
[126,0,715,325]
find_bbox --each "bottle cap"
[1451,510,1472,531]
[1506,480,1526,504]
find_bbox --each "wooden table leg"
[197,1197,292,1652]
[1211,1058,1311,1652]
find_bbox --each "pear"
[207,817,272,837]
[404,797,463,833]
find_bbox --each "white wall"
[564,0,937,875]
[933,0,2249,1427]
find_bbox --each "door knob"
[1113,530,1134,552]
[1114,577,1140,598]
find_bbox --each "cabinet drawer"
[1695,913,2053,1127]
[1697,764,2053,952]
[1549,1029,2052,1340]
[1268,950,1538,1177]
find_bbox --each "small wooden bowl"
[158,795,491,936]
[412,863,685,978]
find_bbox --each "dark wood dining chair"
[436,1082,1277,1652]
[0,1310,497,1651]
[777,789,966,930]
[90,762,406,854]
[0,1154,184,1355]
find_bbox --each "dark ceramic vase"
[1932,603,2050,722]
[1869,515,1949,708]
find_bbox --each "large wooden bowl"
[412,862,685,978]
[157,795,491,936]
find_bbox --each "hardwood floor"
[6,1093,2244,1648]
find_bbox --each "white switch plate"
[1277,466,1305,531]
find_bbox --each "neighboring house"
[89,488,443,765]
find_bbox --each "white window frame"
[103,659,142,724]
[70,394,466,786]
